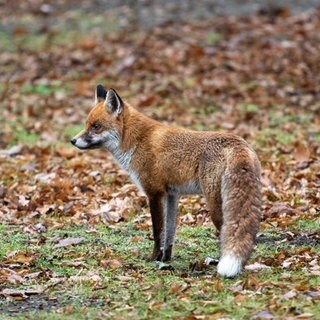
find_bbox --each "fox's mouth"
[70,138,102,150]
[85,141,103,149]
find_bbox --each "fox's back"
[129,120,259,192]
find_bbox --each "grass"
[13,130,39,145]
[0,33,47,53]
[4,118,40,146]
[206,32,222,45]
[20,83,67,97]
[237,103,259,114]
[295,216,320,230]
[268,112,313,126]
[0,225,29,257]
[0,217,319,320]
[61,125,85,142]
[255,127,297,147]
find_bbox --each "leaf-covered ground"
[0,2,319,319]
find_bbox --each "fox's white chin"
[73,137,89,149]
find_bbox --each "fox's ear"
[104,88,123,116]
[95,84,107,104]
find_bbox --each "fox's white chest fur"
[103,130,144,194]
[102,131,132,171]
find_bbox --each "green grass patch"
[0,225,31,257]
[21,81,69,96]
[237,103,259,114]
[0,33,48,53]
[13,129,39,144]
[3,118,40,146]
[255,128,297,147]
[311,131,320,142]
[268,112,313,126]
[294,216,320,231]
[0,222,319,319]
[61,125,85,141]
[206,32,222,45]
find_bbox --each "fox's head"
[71,85,124,150]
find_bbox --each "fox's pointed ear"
[104,88,123,116]
[95,84,107,104]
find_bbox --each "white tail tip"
[217,254,242,277]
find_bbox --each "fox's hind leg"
[202,190,223,266]
[206,192,223,233]
[200,164,223,233]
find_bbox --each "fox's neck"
[120,105,160,151]
[104,104,160,171]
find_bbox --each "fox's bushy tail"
[217,153,261,277]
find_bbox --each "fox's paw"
[217,254,242,278]
[146,250,163,262]
[204,257,219,265]
[162,245,173,262]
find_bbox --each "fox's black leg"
[147,192,164,261]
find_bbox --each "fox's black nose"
[70,138,77,145]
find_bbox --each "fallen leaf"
[68,272,100,283]
[251,310,274,319]
[296,313,314,319]
[267,203,297,218]
[55,147,76,159]
[60,261,85,267]
[35,172,56,184]
[53,237,83,249]
[0,145,23,156]
[294,143,310,163]
[305,290,320,300]
[245,262,270,271]
[8,273,25,284]
[0,289,28,299]
[4,251,35,266]
[79,38,96,50]
[281,290,297,300]
[0,287,44,299]
[242,275,260,291]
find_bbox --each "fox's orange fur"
[71,85,261,277]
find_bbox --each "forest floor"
[0,1,319,319]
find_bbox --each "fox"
[71,85,261,277]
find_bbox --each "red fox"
[71,85,261,277]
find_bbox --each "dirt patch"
[0,294,110,314]
[257,231,320,246]
[256,234,285,243]
[286,233,320,246]
[0,295,61,314]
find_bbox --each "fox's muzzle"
[70,135,102,150]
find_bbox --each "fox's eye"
[92,123,102,131]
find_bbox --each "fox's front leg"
[161,193,178,261]
[147,192,164,261]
